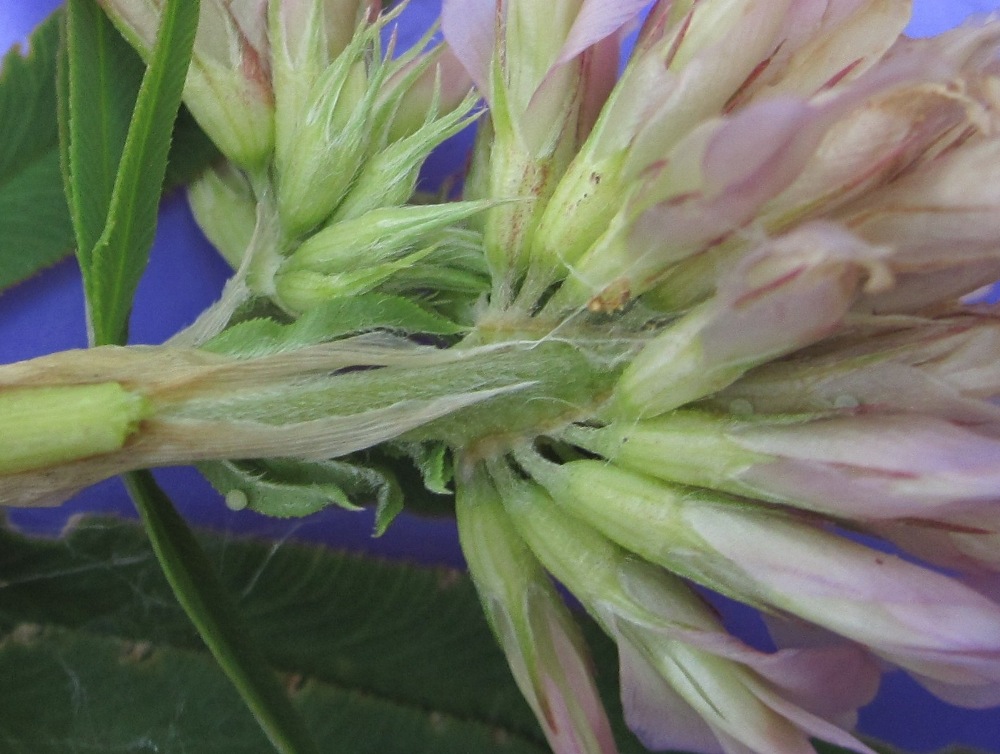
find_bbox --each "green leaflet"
[59,2,317,751]
[0,15,71,293]
[60,0,145,263]
[0,628,546,754]
[123,471,321,754]
[198,447,456,530]
[0,516,551,753]
[64,0,198,345]
[385,440,454,495]
[0,11,217,296]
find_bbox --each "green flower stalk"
[0,336,624,509]
[9,1,1000,753]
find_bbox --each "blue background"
[2,2,1000,751]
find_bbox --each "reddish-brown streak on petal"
[724,47,780,114]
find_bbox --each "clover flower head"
[8,2,1000,753]
[435,1,1000,751]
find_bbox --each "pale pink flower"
[18,2,1000,753]
[519,3,1000,315]
[441,0,647,155]
[706,311,1000,430]
[569,410,1000,519]
[495,470,880,754]
[388,2,1000,750]
[520,455,1000,713]
[612,222,892,414]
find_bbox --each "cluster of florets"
[10,2,1000,753]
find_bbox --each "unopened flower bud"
[187,162,258,268]
[379,46,474,143]
[456,465,619,754]
[270,3,412,236]
[494,461,876,754]
[285,201,493,273]
[567,409,1000,520]
[329,88,480,222]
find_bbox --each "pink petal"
[915,672,1000,709]
[612,223,892,415]
[702,225,881,364]
[616,632,728,754]
[723,642,879,721]
[719,361,1000,431]
[535,595,620,754]
[740,0,910,100]
[734,413,1000,509]
[614,560,878,750]
[868,512,1000,579]
[576,33,621,142]
[441,0,497,96]
[857,262,1000,314]
[456,473,619,754]
[618,620,874,754]
[554,0,651,67]
[685,504,1000,688]
[632,408,1000,521]
[711,311,1000,427]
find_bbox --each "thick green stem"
[161,338,629,450]
[0,383,149,474]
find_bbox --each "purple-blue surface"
[2,2,1000,752]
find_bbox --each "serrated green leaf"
[0,10,219,296]
[202,293,465,358]
[0,515,926,754]
[0,516,550,752]
[66,0,198,345]
[386,440,454,494]
[0,626,548,754]
[58,7,308,745]
[0,14,73,292]
[165,104,222,188]
[61,0,145,260]
[371,465,406,536]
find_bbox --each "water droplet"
[729,398,754,416]
[225,489,249,511]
